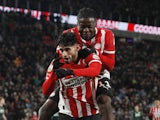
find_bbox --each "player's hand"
[53,53,64,69]
[78,47,96,59]
[54,68,74,78]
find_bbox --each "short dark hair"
[58,32,77,46]
[77,7,97,19]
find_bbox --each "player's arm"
[42,53,64,97]
[73,53,102,77]
[53,48,102,78]
[54,53,102,78]
[42,71,58,97]
[42,61,58,97]
[99,30,115,71]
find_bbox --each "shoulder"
[63,27,77,33]
[85,53,101,64]
[97,27,114,35]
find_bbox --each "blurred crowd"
[0,11,66,120]
[112,38,160,119]
[0,0,160,26]
[0,11,159,120]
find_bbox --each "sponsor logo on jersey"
[62,76,90,88]
[92,54,100,59]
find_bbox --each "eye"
[65,48,70,51]
[59,49,63,52]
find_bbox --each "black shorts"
[96,77,113,98]
[58,113,100,120]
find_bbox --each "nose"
[83,27,89,32]
[62,51,68,57]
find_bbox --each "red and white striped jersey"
[149,106,160,120]
[58,53,101,118]
[64,27,115,79]
[42,52,102,97]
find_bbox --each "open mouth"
[64,58,69,62]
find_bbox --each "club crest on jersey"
[95,43,101,49]
[93,54,100,60]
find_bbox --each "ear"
[76,44,81,51]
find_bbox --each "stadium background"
[0,0,159,119]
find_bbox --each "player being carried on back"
[39,7,115,120]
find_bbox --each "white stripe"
[65,98,72,116]
[72,88,83,117]
[91,37,95,44]
[58,86,73,117]
[86,102,92,116]
[72,87,78,99]
[76,98,83,117]
[86,81,94,116]
[104,50,115,54]
[81,84,86,102]
[87,79,99,115]
[100,30,105,54]
[94,77,99,90]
